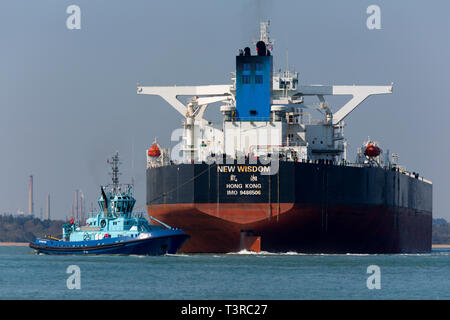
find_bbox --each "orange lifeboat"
[364,143,381,157]
[147,143,161,158]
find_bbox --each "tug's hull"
[29,230,189,255]
[146,161,432,253]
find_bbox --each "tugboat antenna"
[108,152,121,191]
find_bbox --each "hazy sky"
[0,0,449,220]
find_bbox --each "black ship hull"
[146,161,432,253]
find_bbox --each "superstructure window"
[243,63,251,71]
[255,63,263,71]
[243,75,250,84]
[255,75,263,84]
[280,80,291,89]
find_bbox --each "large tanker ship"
[137,22,432,253]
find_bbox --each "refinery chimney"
[46,194,50,220]
[80,191,84,223]
[28,175,34,216]
[75,189,79,221]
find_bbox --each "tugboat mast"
[108,152,121,191]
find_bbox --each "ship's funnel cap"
[256,41,267,56]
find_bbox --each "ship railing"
[311,120,328,125]
[420,177,432,184]
[146,154,432,184]
[337,162,364,168]
[400,170,432,184]
[232,117,272,122]
[86,211,149,219]
[342,163,432,184]
[130,212,145,219]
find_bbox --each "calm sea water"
[0,246,448,300]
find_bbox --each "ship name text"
[217,165,271,173]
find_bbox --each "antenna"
[255,20,274,50]
[286,48,289,76]
[131,137,135,188]
[107,152,121,190]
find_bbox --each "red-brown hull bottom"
[147,203,432,253]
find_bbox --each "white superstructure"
[137,22,393,166]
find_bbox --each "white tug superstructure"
[138,21,392,167]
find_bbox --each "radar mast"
[108,152,121,192]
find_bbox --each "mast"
[103,151,136,218]
[258,20,274,49]
[108,152,121,191]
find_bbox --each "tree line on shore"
[0,214,448,244]
[432,218,450,244]
[0,214,64,242]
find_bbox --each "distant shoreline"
[0,242,29,246]
[432,244,450,248]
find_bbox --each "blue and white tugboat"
[29,152,190,255]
